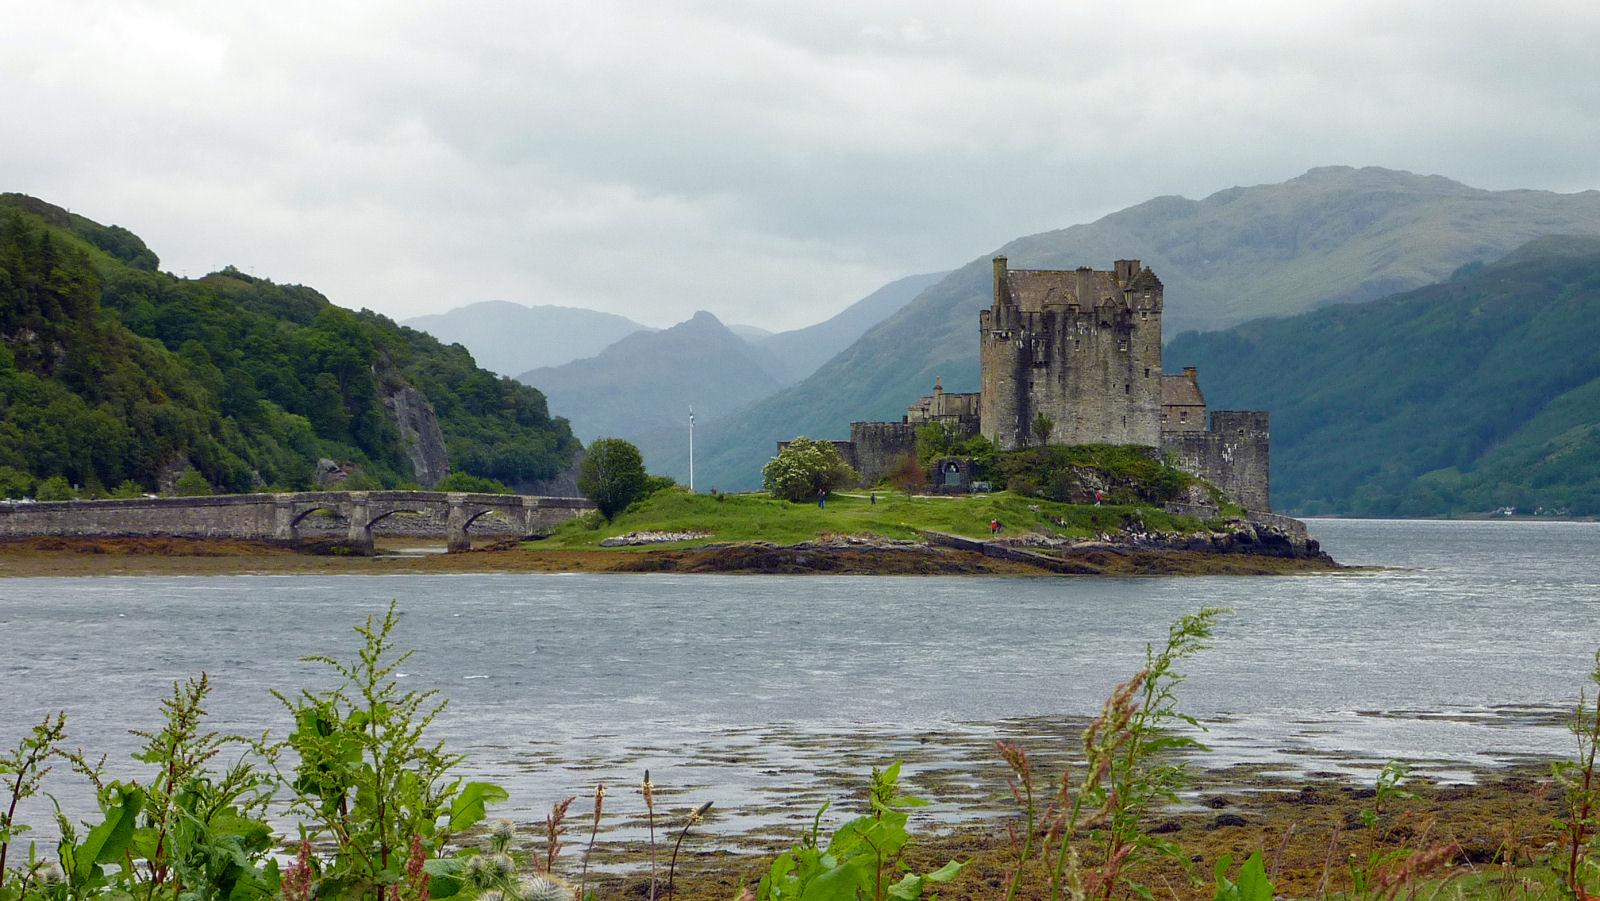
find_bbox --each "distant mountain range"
[518,311,782,444]
[401,301,649,376]
[749,272,946,386]
[1166,234,1600,516]
[656,167,1600,491]
[495,272,945,447]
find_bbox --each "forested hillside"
[1166,236,1600,516]
[0,194,579,497]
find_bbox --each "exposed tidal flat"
[3,519,1598,896]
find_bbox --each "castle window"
[1144,368,1150,377]
[1124,384,1130,394]
[1141,311,1148,320]
[1179,411,1188,422]
[1118,339,1128,351]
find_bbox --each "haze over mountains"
[649,166,1600,491]
[506,272,945,445]
[401,301,649,376]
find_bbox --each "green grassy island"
[518,486,1336,576]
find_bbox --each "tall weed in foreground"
[0,677,278,901]
[996,606,1226,901]
[274,600,506,899]
[1554,647,1600,898]
[0,713,78,895]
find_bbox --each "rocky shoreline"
[615,758,1563,901]
[0,518,1341,577]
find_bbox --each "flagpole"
[689,406,695,493]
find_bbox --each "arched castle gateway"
[787,257,1272,511]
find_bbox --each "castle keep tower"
[980,256,1165,449]
[790,254,1271,510]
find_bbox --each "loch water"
[3,518,1598,845]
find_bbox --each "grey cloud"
[4,0,1599,330]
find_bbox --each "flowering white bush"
[762,437,857,503]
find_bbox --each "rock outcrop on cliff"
[382,384,449,488]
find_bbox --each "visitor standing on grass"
[818,490,826,509]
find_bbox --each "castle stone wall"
[846,421,917,486]
[1161,411,1271,512]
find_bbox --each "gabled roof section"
[1162,373,1206,406]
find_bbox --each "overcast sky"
[6,1,1599,331]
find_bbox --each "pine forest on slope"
[654,167,1600,492]
[0,193,580,497]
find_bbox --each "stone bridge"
[0,491,595,554]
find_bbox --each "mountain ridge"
[402,300,649,376]
[657,167,1600,490]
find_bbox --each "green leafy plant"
[127,673,278,901]
[2,677,277,901]
[755,761,962,901]
[1553,647,1600,898]
[1212,850,1274,901]
[274,600,506,898]
[996,607,1226,901]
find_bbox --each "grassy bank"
[537,488,1218,549]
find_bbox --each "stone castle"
[804,257,1271,511]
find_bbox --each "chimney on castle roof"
[1115,259,1141,282]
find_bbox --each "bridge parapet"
[1,491,595,553]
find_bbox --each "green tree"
[0,466,31,499]
[1031,412,1054,446]
[578,438,650,520]
[34,475,74,501]
[434,471,512,494]
[763,437,858,503]
[174,467,212,497]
